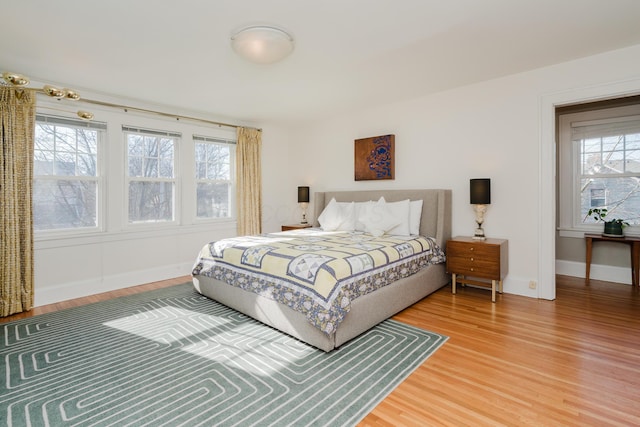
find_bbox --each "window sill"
[558,229,586,238]
[35,219,237,250]
[558,227,640,239]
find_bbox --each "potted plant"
[586,208,629,237]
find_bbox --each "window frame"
[123,126,180,227]
[33,114,106,236]
[193,135,236,221]
[33,100,239,247]
[558,104,640,236]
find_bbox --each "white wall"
[260,125,302,232]
[283,43,640,299]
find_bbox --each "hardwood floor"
[0,276,188,321]
[364,276,640,426]
[2,275,639,426]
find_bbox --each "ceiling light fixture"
[231,25,294,64]
[2,71,92,119]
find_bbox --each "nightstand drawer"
[447,241,499,259]
[282,224,312,231]
[446,255,499,278]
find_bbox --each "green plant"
[586,208,629,228]
[586,208,608,222]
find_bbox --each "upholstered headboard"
[312,189,452,249]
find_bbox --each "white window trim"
[33,99,239,247]
[33,113,107,238]
[193,135,237,222]
[123,126,181,228]
[558,104,640,237]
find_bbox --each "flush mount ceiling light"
[231,25,294,64]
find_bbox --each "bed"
[192,189,452,352]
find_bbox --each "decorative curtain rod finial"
[2,72,29,86]
[43,85,67,98]
[2,71,90,119]
[65,90,80,101]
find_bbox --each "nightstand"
[281,224,313,231]
[446,236,509,302]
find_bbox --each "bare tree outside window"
[194,137,233,219]
[33,118,100,230]
[579,132,640,225]
[126,131,176,223]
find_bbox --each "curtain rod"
[81,97,261,131]
[19,86,261,132]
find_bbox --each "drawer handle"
[470,268,474,272]
[469,247,474,251]
[470,257,474,261]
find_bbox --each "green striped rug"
[1,283,447,426]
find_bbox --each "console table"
[584,233,640,288]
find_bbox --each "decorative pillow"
[361,197,401,237]
[380,198,411,236]
[317,198,355,231]
[409,199,424,235]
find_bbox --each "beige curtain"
[236,127,262,236]
[1,87,35,317]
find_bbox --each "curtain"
[235,127,262,236]
[0,87,35,317]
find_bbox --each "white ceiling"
[2,0,640,125]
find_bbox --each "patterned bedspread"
[192,228,446,335]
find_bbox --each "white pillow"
[354,201,373,231]
[380,198,411,236]
[361,198,400,237]
[409,199,423,235]
[317,198,355,231]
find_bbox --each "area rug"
[1,283,447,426]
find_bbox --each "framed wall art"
[354,134,395,181]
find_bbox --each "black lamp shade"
[298,186,310,203]
[470,179,491,204]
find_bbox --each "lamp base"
[473,224,486,240]
[473,206,487,240]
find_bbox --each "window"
[576,118,640,225]
[33,115,105,231]
[559,104,640,232]
[194,135,235,219]
[124,126,179,224]
[589,188,606,208]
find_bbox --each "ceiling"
[2,0,640,125]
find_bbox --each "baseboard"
[34,262,193,307]
[503,277,540,299]
[556,260,633,285]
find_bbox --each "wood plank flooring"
[2,275,639,426]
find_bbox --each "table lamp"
[298,186,310,224]
[470,179,491,240]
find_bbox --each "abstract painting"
[354,134,395,181]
